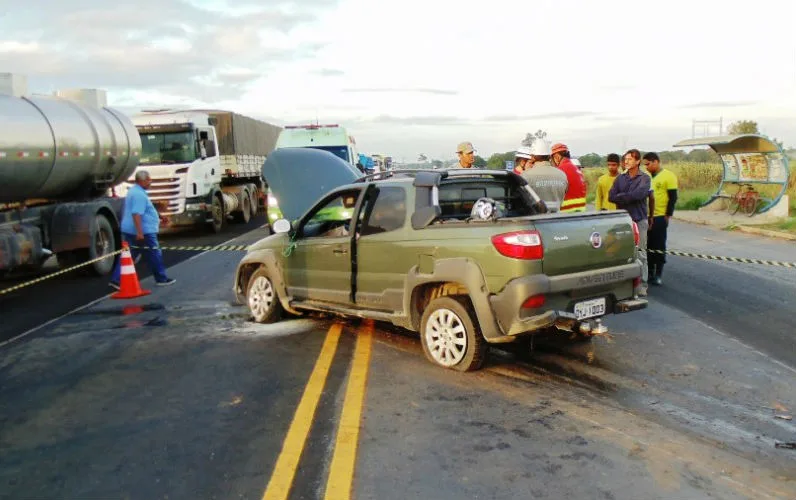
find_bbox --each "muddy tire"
[208,194,225,233]
[56,214,116,276]
[420,296,487,372]
[235,193,252,224]
[246,267,283,323]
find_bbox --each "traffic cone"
[111,242,151,299]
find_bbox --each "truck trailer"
[0,74,141,277]
[115,109,282,233]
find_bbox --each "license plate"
[574,297,606,320]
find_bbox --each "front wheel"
[744,194,759,216]
[247,268,283,323]
[420,297,487,372]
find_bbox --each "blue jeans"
[111,233,169,284]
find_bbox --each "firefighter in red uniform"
[550,143,587,212]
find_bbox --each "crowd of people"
[454,141,680,297]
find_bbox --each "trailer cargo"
[0,74,140,277]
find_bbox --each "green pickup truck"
[234,148,648,372]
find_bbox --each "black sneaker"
[156,278,176,286]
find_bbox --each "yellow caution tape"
[2,246,793,297]
[0,249,122,296]
[648,249,796,268]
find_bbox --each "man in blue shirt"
[110,170,175,288]
[609,149,653,296]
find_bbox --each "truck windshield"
[307,145,351,164]
[139,132,198,165]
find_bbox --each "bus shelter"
[673,134,791,214]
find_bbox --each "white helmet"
[530,139,551,156]
[515,146,532,160]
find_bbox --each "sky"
[1,0,795,161]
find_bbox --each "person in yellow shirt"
[595,153,621,211]
[643,152,678,285]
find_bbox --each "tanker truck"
[0,74,140,277]
[114,109,282,233]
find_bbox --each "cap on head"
[515,146,533,160]
[530,139,551,156]
[456,141,475,154]
[551,143,569,155]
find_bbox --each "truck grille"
[120,173,186,215]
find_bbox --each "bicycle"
[726,183,760,217]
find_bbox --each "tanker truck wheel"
[89,215,116,275]
[208,194,225,233]
[56,214,116,276]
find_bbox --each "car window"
[361,187,406,236]
[300,189,360,239]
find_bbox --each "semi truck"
[115,109,282,233]
[0,74,140,277]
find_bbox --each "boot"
[655,263,664,285]
[648,263,658,285]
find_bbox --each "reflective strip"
[60,151,69,157]
[0,152,6,158]
[17,151,30,158]
[560,206,586,213]
[561,197,587,209]
[120,264,136,274]
[39,151,50,158]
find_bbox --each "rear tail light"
[522,294,546,308]
[491,230,544,260]
[631,221,640,246]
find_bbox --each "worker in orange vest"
[550,143,587,212]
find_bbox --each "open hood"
[261,147,361,221]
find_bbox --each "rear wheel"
[208,195,225,233]
[744,194,759,216]
[420,296,487,372]
[55,214,116,276]
[235,193,252,224]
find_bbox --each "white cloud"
[2,0,795,159]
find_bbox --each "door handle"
[333,248,348,254]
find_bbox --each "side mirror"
[272,218,291,234]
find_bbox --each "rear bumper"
[487,262,647,338]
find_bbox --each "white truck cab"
[274,124,361,169]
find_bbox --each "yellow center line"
[262,323,343,500]
[324,320,374,500]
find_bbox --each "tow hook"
[578,318,608,336]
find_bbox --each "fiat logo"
[589,232,602,248]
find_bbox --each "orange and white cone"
[111,242,151,299]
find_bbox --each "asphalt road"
[651,220,796,368]
[0,215,268,344]
[1,219,795,499]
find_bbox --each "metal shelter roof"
[673,134,781,154]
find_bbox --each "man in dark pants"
[609,149,653,296]
[643,152,678,285]
[109,170,176,289]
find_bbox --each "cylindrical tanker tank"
[0,93,141,204]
